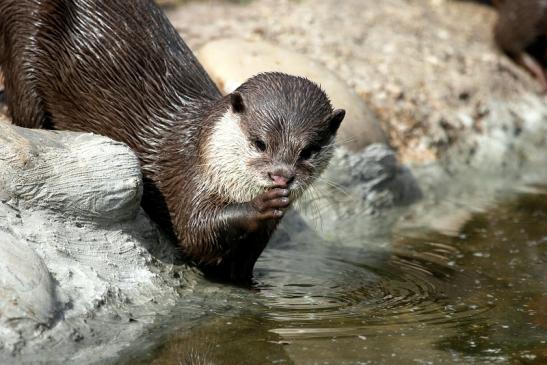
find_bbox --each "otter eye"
[254,139,266,152]
[299,145,321,160]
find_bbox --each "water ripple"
[254,243,493,338]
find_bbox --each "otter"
[0,0,345,283]
[493,0,547,92]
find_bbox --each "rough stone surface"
[296,144,423,239]
[196,38,388,151]
[0,122,196,364]
[0,230,55,353]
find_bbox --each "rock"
[0,122,191,363]
[0,126,142,222]
[296,143,422,239]
[0,229,56,354]
[196,38,388,151]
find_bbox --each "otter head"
[203,72,345,203]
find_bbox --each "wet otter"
[0,0,345,283]
[493,0,547,91]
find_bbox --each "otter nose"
[268,169,295,187]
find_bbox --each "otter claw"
[251,188,291,219]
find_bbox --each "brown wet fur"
[0,0,344,284]
[493,0,547,91]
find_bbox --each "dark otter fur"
[493,0,547,91]
[0,0,345,283]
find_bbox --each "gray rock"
[295,144,422,240]
[0,123,193,363]
[0,229,56,354]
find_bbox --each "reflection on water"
[134,188,547,365]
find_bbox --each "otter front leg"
[202,188,290,284]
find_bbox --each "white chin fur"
[203,110,264,203]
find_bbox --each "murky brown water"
[130,187,547,365]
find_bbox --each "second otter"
[493,0,547,91]
[0,0,345,283]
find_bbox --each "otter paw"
[251,188,290,220]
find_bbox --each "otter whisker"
[316,176,351,196]
[295,185,324,230]
[332,136,358,147]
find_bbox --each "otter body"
[0,0,344,283]
[493,0,547,91]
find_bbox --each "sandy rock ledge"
[168,0,547,165]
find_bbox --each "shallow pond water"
[131,187,547,365]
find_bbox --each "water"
[132,187,547,365]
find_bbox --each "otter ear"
[230,92,245,114]
[327,109,345,134]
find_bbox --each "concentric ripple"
[254,242,493,338]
